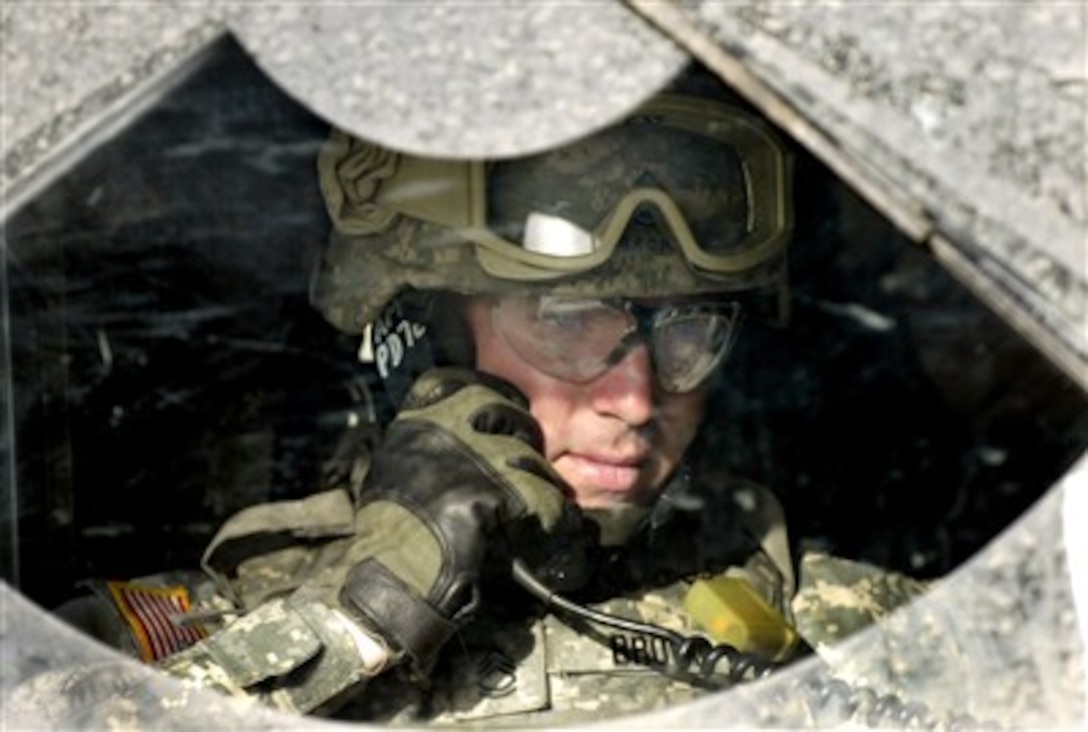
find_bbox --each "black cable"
[512,560,684,646]
[511,559,776,685]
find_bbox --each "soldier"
[32,68,929,727]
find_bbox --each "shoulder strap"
[688,470,796,611]
[728,475,796,600]
[201,488,357,609]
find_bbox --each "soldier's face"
[464,297,708,509]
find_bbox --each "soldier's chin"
[583,504,653,547]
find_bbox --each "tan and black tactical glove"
[326,367,586,671]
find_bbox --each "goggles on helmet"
[354,95,792,283]
[489,295,743,393]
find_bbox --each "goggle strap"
[374,155,487,230]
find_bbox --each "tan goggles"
[369,96,792,281]
[491,296,743,393]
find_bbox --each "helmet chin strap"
[584,504,653,547]
[583,464,696,547]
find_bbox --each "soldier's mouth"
[557,454,648,502]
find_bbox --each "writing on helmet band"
[342,95,792,283]
[490,295,743,393]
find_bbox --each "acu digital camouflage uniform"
[55,434,927,727]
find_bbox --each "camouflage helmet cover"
[312,89,794,334]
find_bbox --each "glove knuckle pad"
[402,369,472,409]
[402,368,529,413]
[470,403,542,448]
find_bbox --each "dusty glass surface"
[2,37,1087,728]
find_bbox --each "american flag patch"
[106,581,208,662]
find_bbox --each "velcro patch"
[106,581,207,662]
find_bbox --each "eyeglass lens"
[491,297,739,392]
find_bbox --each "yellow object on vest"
[683,575,798,661]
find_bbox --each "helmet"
[310,71,794,402]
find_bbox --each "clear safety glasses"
[491,295,743,393]
[362,95,792,281]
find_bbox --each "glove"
[328,367,585,671]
